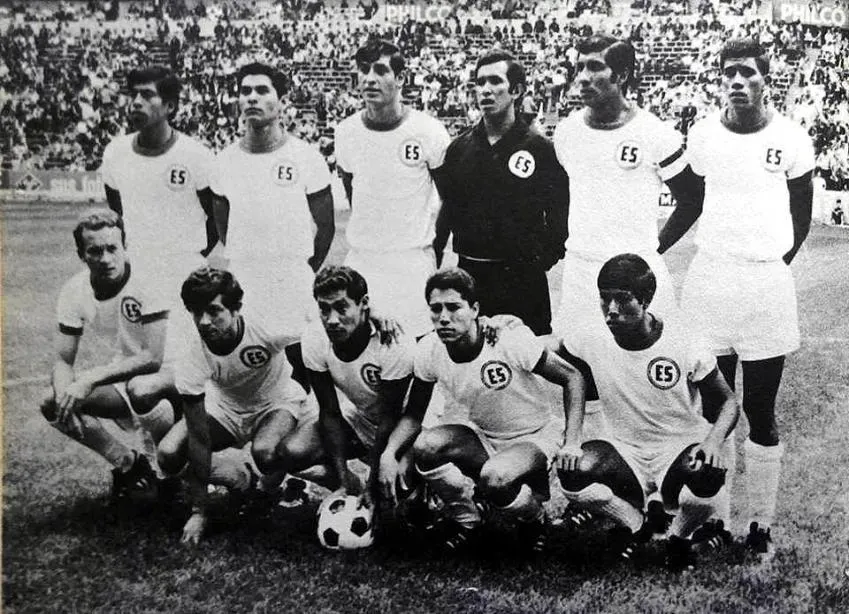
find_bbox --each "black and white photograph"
[2,0,848,611]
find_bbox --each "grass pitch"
[2,201,849,613]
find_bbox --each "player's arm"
[312,368,353,493]
[369,375,412,505]
[783,170,814,265]
[379,377,432,503]
[541,161,569,270]
[691,368,740,469]
[337,166,353,206]
[657,166,705,254]
[196,187,220,257]
[181,392,211,545]
[430,165,454,267]
[104,185,122,216]
[50,327,81,423]
[212,192,229,246]
[532,348,587,471]
[307,186,335,272]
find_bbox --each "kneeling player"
[275,266,416,512]
[555,254,739,570]
[41,210,175,506]
[382,268,585,553]
[157,267,308,545]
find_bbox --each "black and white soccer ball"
[316,494,375,550]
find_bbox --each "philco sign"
[774,1,849,29]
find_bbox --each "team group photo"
[2,0,848,612]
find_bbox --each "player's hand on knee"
[479,314,524,346]
[57,379,92,419]
[556,443,583,473]
[181,511,208,546]
[689,441,726,472]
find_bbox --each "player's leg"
[740,355,786,557]
[126,370,179,443]
[414,425,489,534]
[716,354,738,394]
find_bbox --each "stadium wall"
[1,169,105,202]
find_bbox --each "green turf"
[3,201,848,613]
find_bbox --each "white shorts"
[340,400,377,450]
[345,246,436,338]
[680,252,799,361]
[207,397,315,449]
[445,418,564,462]
[553,250,676,339]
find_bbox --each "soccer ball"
[316,495,375,550]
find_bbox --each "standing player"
[556,254,739,570]
[269,266,416,508]
[102,66,217,298]
[335,40,451,338]
[553,35,703,339]
[157,267,308,545]
[212,62,335,335]
[382,268,585,553]
[660,39,815,559]
[434,49,569,335]
[40,210,173,505]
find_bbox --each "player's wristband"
[560,444,584,458]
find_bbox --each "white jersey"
[414,326,561,440]
[301,321,414,442]
[553,108,687,260]
[211,136,331,262]
[56,266,168,363]
[563,313,716,448]
[335,108,450,251]
[688,111,815,261]
[175,312,302,414]
[101,132,213,259]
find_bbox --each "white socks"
[418,462,481,528]
[743,439,784,529]
[49,413,134,469]
[562,483,643,532]
[499,483,544,523]
[669,485,728,539]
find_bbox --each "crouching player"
[40,210,175,505]
[273,266,416,514]
[157,267,309,545]
[555,254,739,570]
[382,268,585,553]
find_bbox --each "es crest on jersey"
[121,296,143,323]
[240,345,271,369]
[615,141,643,170]
[762,143,790,173]
[480,360,512,390]
[272,160,299,186]
[165,164,190,191]
[646,356,681,390]
[508,150,536,178]
[398,138,425,167]
[360,363,382,390]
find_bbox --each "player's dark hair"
[719,38,770,76]
[597,254,656,306]
[425,268,478,307]
[576,34,637,95]
[475,49,526,93]
[314,265,369,303]
[238,62,289,97]
[73,209,126,257]
[127,66,181,112]
[354,39,405,75]
[181,267,244,314]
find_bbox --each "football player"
[382,268,585,554]
[40,210,173,505]
[555,254,739,570]
[335,40,451,338]
[660,39,815,560]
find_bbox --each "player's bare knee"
[412,428,446,466]
[477,461,516,499]
[557,441,608,491]
[126,377,153,414]
[251,445,279,474]
[157,442,183,476]
[685,464,726,498]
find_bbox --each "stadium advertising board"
[2,170,104,199]
[773,0,849,29]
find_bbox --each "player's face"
[129,82,171,131]
[574,51,619,107]
[599,288,646,338]
[192,294,238,344]
[721,57,766,111]
[239,74,282,126]
[317,289,369,344]
[474,61,518,118]
[429,288,479,344]
[79,226,127,283]
[358,55,402,107]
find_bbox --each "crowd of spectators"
[1,0,847,188]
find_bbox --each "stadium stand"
[0,0,846,187]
